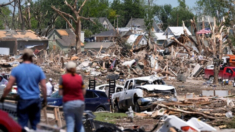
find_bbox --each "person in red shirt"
[59,61,86,132]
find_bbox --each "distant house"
[197,15,214,30]
[164,26,192,38]
[91,17,114,30]
[84,42,115,51]
[93,29,117,42]
[117,27,144,34]
[126,34,147,48]
[126,18,162,33]
[48,29,84,51]
[0,30,48,55]
[154,33,166,46]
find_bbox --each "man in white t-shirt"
[46,78,54,96]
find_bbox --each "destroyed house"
[126,34,147,48]
[163,27,192,48]
[0,30,48,55]
[48,29,84,51]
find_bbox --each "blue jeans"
[17,98,41,130]
[63,100,85,132]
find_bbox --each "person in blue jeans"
[0,48,47,130]
[59,61,86,132]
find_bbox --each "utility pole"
[177,13,178,26]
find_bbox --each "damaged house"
[0,30,48,55]
[48,29,84,51]
[126,34,147,48]
[163,26,192,48]
[91,17,114,30]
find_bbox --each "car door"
[224,68,233,80]
[115,87,124,93]
[125,80,136,107]
[85,90,99,111]
[119,81,129,110]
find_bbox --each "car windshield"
[233,68,235,72]
[152,80,165,85]
[135,79,165,86]
[135,80,151,86]
[51,91,62,98]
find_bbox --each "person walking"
[59,61,86,132]
[0,48,47,130]
[46,78,54,96]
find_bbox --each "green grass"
[94,112,127,124]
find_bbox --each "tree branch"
[190,19,202,53]
[74,0,77,10]
[64,0,78,17]
[171,37,192,56]
[80,16,96,24]
[59,8,77,23]
[51,6,75,33]
[78,0,88,14]
[0,0,14,7]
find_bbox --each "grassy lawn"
[94,112,127,124]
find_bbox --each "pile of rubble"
[0,43,210,84]
[134,96,235,128]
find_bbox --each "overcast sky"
[2,0,198,11]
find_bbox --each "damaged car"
[112,76,177,112]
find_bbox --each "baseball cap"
[22,48,34,56]
[49,78,53,81]
[66,61,76,69]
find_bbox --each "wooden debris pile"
[148,97,235,126]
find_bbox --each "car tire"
[96,107,105,112]
[114,103,121,113]
[134,103,140,112]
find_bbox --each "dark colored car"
[47,90,110,112]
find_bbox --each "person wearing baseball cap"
[46,78,54,96]
[0,48,47,130]
[59,61,85,132]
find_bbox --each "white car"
[94,84,124,96]
[112,76,177,112]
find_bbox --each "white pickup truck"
[112,76,177,112]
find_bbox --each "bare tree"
[52,0,95,53]
[0,0,14,7]
[171,18,230,84]
[18,0,24,30]
[11,0,17,29]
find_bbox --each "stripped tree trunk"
[52,0,95,54]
